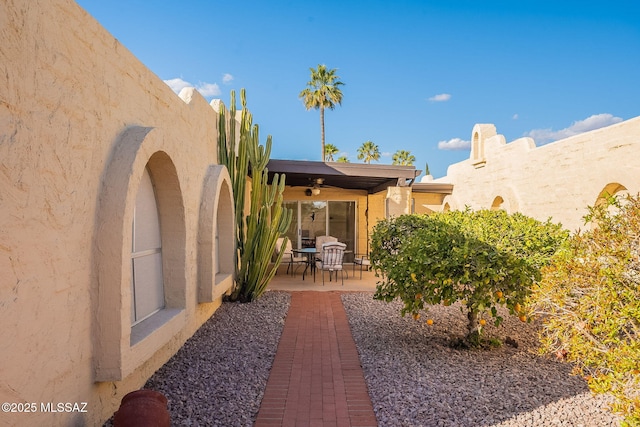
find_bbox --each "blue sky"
[76,0,639,179]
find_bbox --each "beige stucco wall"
[437,118,640,231]
[0,1,234,425]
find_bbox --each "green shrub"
[533,194,640,426]
[371,210,568,346]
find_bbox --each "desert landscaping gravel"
[341,292,622,427]
[106,291,291,427]
[106,290,622,426]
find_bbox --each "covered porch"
[264,159,443,260]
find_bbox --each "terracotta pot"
[113,389,170,427]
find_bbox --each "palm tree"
[392,150,416,166]
[299,64,344,161]
[357,140,380,164]
[325,144,339,162]
[337,156,350,163]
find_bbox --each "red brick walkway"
[255,292,378,427]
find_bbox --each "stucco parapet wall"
[441,116,640,231]
[449,116,640,176]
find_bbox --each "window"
[131,167,165,324]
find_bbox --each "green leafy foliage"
[218,89,292,302]
[370,210,568,345]
[533,194,640,425]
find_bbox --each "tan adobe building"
[1,0,639,425]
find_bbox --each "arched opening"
[491,196,505,211]
[593,183,630,220]
[130,150,186,343]
[595,183,628,207]
[215,178,234,283]
[472,132,480,161]
[198,165,235,303]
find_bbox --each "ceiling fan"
[305,178,325,196]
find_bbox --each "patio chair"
[315,235,338,262]
[276,238,306,276]
[352,253,371,279]
[316,242,347,285]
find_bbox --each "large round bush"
[370,209,568,345]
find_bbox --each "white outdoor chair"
[352,253,371,279]
[316,242,347,285]
[315,235,338,262]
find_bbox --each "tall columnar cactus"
[217,89,292,302]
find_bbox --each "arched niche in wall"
[198,165,235,303]
[93,126,187,381]
[470,124,497,168]
[490,196,505,211]
[595,182,629,207]
[593,183,630,221]
[489,186,519,213]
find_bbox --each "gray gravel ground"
[106,291,290,427]
[341,292,622,427]
[106,290,622,426]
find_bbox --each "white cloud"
[526,113,623,145]
[222,73,234,84]
[438,138,470,151]
[163,78,221,98]
[164,78,192,94]
[428,93,451,102]
[512,114,519,120]
[196,82,221,97]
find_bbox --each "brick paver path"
[255,291,378,427]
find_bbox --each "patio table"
[292,248,317,281]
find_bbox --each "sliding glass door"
[300,201,327,247]
[327,201,355,257]
[282,201,356,258]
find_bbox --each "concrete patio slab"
[266,264,379,293]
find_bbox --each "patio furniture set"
[275,236,371,285]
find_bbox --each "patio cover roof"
[262,159,422,194]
